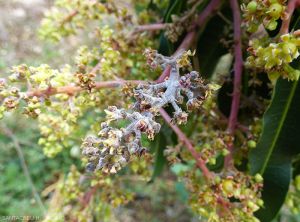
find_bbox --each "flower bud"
[268,3,283,19]
[254,173,263,183]
[247,1,257,13]
[266,20,277,31]
[247,140,257,149]
[222,179,234,194]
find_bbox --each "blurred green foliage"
[0,113,80,216]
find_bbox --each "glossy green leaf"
[150,133,167,181]
[150,125,174,181]
[197,7,230,78]
[250,78,300,222]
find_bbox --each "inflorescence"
[247,33,300,81]
[242,0,287,32]
[82,49,214,174]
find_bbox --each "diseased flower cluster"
[247,33,300,81]
[242,0,287,32]
[82,110,159,174]
[0,13,155,157]
[82,49,215,173]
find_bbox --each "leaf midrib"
[260,80,298,174]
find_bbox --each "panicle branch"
[225,0,243,168]
[280,0,300,34]
[82,50,214,174]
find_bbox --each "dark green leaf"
[197,7,230,79]
[150,125,174,181]
[150,133,167,181]
[250,78,300,221]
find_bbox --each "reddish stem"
[280,0,300,34]
[134,23,168,32]
[61,10,79,25]
[27,80,146,97]
[195,0,222,27]
[225,0,243,168]
[156,65,171,83]
[159,108,212,179]
[160,110,231,210]
[156,0,222,174]
[174,31,197,55]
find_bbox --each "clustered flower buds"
[0,64,77,119]
[198,133,232,165]
[242,0,287,32]
[39,0,109,42]
[82,108,159,174]
[75,72,96,91]
[23,96,42,118]
[285,175,300,215]
[247,34,300,81]
[191,170,263,221]
[164,1,200,42]
[82,49,214,173]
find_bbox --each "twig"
[217,11,232,25]
[215,109,249,133]
[90,61,102,74]
[134,23,168,33]
[280,0,300,34]
[25,59,146,97]
[155,0,222,175]
[60,10,78,26]
[80,185,99,210]
[180,0,204,22]
[159,108,212,179]
[160,109,235,214]
[27,80,146,97]
[156,65,171,83]
[0,125,46,215]
[225,0,243,168]
[174,31,197,55]
[194,0,222,28]
[159,108,235,214]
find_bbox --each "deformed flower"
[82,50,215,174]
[82,108,160,173]
[82,128,130,174]
[133,67,210,122]
[75,72,96,91]
[173,111,188,125]
[3,97,19,110]
[0,78,6,90]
